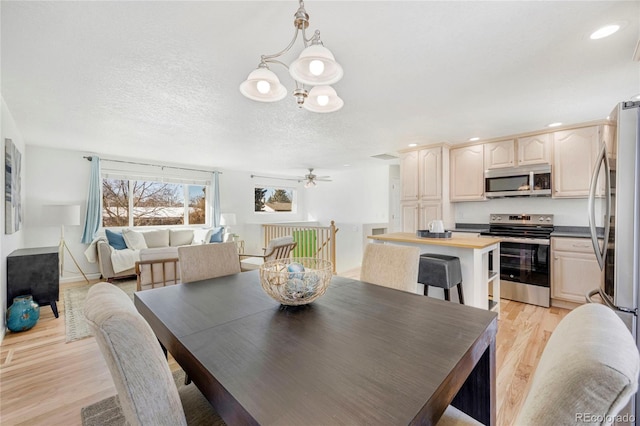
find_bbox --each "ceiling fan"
[250,168,331,188]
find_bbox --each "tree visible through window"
[102,179,207,227]
[254,187,294,212]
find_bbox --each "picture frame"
[5,138,23,234]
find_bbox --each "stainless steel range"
[482,214,554,307]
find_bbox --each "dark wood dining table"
[134,271,498,425]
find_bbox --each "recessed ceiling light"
[408,143,417,147]
[469,137,480,142]
[590,24,620,40]
[343,164,351,167]
[548,122,563,128]
[631,94,640,101]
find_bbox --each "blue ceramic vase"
[7,295,40,332]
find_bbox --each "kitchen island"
[368,232,501,316]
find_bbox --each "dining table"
[134,270,498,425]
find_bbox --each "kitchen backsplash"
[454,197,594,226]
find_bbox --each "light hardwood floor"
[0,276,569,425]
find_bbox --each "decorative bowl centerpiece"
[259,258,333,306]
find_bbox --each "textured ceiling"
[2,1,639,178]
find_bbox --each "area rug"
[64,280,136,343]
[81,369,225,426]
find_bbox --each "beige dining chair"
[239,236,297,271]
[84,282,224,425]
[360,243,421,293]
[178,242,241,283]
[437,303,640,426]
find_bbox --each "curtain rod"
[83,156,221,175]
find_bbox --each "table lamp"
[220,213,237,238]
[43,204,89,283]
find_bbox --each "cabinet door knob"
[554,256,559,260]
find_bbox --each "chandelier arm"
[261,26,301,61]
[263,59,289,70]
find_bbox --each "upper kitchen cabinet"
[400,144,454,232]
[400,150,419,201]
[517,133,552,166]
[552,126,600,198]
[419,147,442,200]
[484,139,515,169]
[450,144,485,201]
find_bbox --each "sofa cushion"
[105,229,127,250]
[170,229,194,247]
[143,229,170,248]
[123,229,148,250]
[206,227,225,243]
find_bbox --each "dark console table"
[7,247,60,318]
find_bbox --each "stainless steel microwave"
[484,164,552,198]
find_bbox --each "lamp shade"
[303,86,344,113]
[240,68,288,102]
[43,204,81,226]
[289,45,343,86]
[220,213,237,227]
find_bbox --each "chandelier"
[239,0,344,113]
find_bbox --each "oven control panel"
[489,214,554,225]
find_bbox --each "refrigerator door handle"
[587,142,611,270]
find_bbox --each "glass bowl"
[259,258,333,306]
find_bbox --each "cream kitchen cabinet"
[400,144,453,232]
[551,237,603,304]
[517,133,552,166]
[484,139,515,169]
[400,202,442,233]
[400,150,419,201]
[552,126,600,198]
[450,144,484,201]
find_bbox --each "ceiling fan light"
[240,68,287,102]
[304,179,317,188]
[303,86,343,113]
[290,45,343,86]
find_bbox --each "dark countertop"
[448,223,489,233]
[551,226,604,238]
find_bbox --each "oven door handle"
[498,237,550,245]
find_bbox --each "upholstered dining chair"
[84,282,224,425]
[437,303,640,426]
[360,243,421,293]
[178,242,241,283]
[239,236,298,271]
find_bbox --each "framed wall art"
[5,138,22,234]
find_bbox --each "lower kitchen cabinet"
[551,237,603,305]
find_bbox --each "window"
[102,178,207,227]
[255,187,295,212]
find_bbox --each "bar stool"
[418,253,464,304]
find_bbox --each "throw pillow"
[169,229,194,247]
[122,228,148,250]
[105,229,127,250]
[142,229,170,248]
[208,226,225,243]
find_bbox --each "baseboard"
[59,272,102,284]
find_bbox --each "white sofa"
[94,227,226,281]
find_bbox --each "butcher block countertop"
[368,232,502,249]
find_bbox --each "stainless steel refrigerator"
[587,100,640,424]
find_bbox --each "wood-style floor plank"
[0,276,569,425]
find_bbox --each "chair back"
[135,258,180,291]
[84,282,187,426]
[265,241,298,262]
[178,242,241,283]
[516,303,640,425]
[360,243,420,293]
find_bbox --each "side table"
[7,247,60,318]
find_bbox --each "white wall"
[454,197,589,226]
[24,146,93,281]
[1,97,27,339]
[305,165,392,273]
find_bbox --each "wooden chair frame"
[239,242,298,264]
[135,258,179,291]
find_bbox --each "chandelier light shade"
[239,67,288,102]
[304,86,343,113]
[289,45,343,86]
[239,0,343,113]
